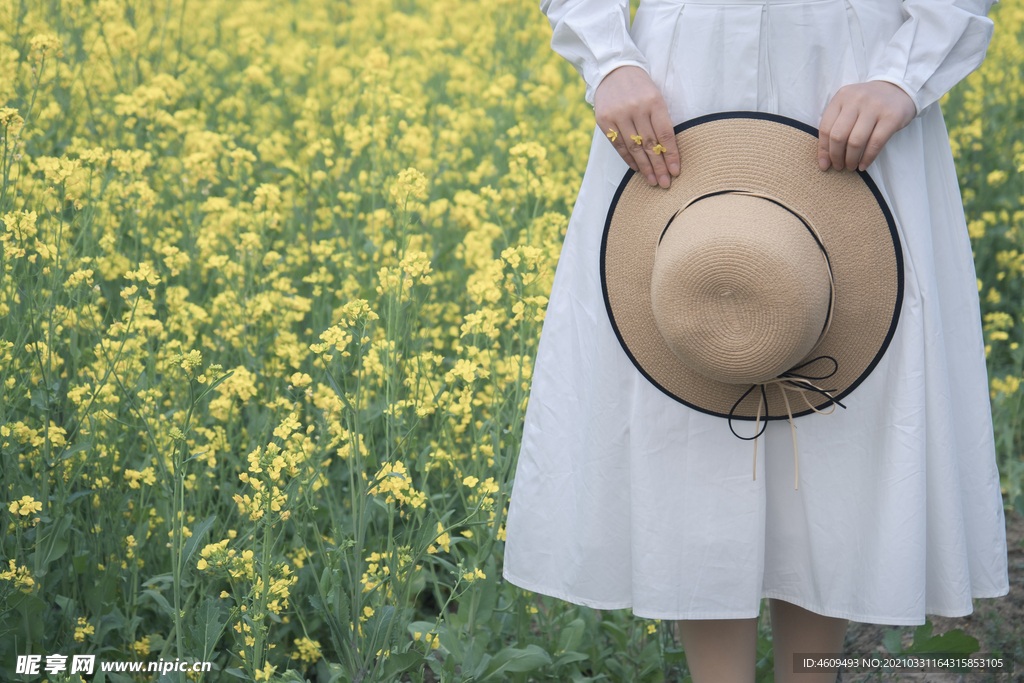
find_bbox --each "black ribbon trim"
[727,355,846,441]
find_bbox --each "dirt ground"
[835,509,1024,683]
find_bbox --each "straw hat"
[601,112,904,423]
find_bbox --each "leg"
[675,617,759,683]
[769,598,849,683]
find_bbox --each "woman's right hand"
[594,65,680,188]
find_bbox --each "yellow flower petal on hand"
[606,129,618,142]
[631,134,643,146]
[652,143,667,155]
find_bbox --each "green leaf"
[191,597,226,659]
[140,589,175,618]
[599,621,629,652]
[881,628,904,655]
[1012,492,1024,521]
[31,513,73,567]
[96,608,126,643]
[58,442,92,461]
[478,644,552,680]
[905,629,980,655]
[446,607,467,632]
[471,653,493,680]
[10,593,47,641]
[324,660,351,683]
[364,605,397,656]
[184,449,209,464]
[558,618,586,654]
[65,490,93,504]
[328,572,350,631]
[182,514,216,569]
[911,621,934,645]
[637,639,662,679]
[474,559,498,625]
[553,651,590,667]
[384,650,426,678]
[54,594,74,613]
[407,619,448,656]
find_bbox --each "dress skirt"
[501,0,1010,624]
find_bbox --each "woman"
[501,0,1011,680]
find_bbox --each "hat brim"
[600,111,904,421]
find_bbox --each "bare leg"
[675,617,759,683]
[769,598,849,683]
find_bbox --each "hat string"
[728,356,847,489]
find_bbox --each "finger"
[635,117,671,188]
[844,114,878,171]
[621,121,658,185]
[598,118,637,171]
[818,97,843,171]
[827,107,858,171]
[650,104,680,177]
[858,116,901,171]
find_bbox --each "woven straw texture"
[651,193,833,385]
[602,116,900,419]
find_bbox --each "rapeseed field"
[1,0,1021,681]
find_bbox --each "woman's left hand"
[818,81,917,172]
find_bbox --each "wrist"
[866,77,921,119]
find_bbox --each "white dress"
[501,0,1010,625]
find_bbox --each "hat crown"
[649,193,832,384]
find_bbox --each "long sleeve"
[540,0,652,105]
[866,0,998,116]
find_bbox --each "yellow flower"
[254,662,277,681]
[606,128,619,142]
[652,143,667,155]
[132,636,151,657]
[462,568,486,582]
[74,617,95,643]
[428,522,451,554]
[292,637,322,664]
[8,496,42,516]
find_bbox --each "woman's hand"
[594,65,680,188]
[818,81,917,172]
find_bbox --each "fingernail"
[659,175,670,188]
[670,163,679,175]
[647,174,657,185]
[819,157,829,171]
